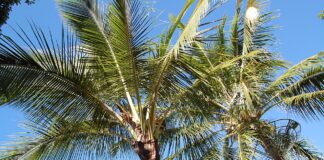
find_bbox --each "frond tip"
[272,52,324,119]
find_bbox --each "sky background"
[0,0,323,153]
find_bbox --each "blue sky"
[0,0,323,152]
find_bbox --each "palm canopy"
[189,0,324,159]
[0,0,323,160]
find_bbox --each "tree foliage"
[0,0,36,30]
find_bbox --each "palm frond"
[163,127,221,160]
[170,0,212,59]
[270,52,324,119]
[237,131,257,160]
[289,139,324,160]
[107,0,153,127]
[0,26,123,124]
[147,0,215,137]
[58,0,141,121]
[0,118,133,160]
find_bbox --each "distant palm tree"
[0,0,226,159]
[193,0,324,159]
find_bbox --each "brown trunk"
[131,125,160,160]
[132,138,160,160]
[121,112,160,160]
[259,136,286,160]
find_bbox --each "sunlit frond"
[271,52,324,119]
[0,119,133,160]
[289,139,324,160]
[162,126,221,160]
[58,0,144,121]
[0,27,122,123]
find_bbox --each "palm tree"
[0,0,227,159]
[191,0,324,159]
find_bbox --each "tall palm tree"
[0,0,228,159]
[191,0,324,159]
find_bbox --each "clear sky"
[0,0,323,152]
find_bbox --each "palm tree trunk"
[132,138,160,160]
[131,125,160,160]
[259,136,286,160]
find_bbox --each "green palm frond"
[147,0,216,137]
[170,0,212,59]
[0,91,7,105]
[0,119,133,160]
[157,104,223,160]
[253,119,321,159]
[220,139,238,160]
[163,128,221,160]
[230,0,242,56]
[271,52,323,88]
[270,52,324,119]
[0,27,122,123]
[58,0,152,121]
[106,0,154,126]
[237,130,258,160]
[290,139,324,160]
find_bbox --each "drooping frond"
[289,139,324,160]
[237,130,259,160]
[162,125,221,160]
[0,26,122,124]
[0,118,134,160]
[270,52,324,119]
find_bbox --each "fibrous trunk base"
[133,139,160,160]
